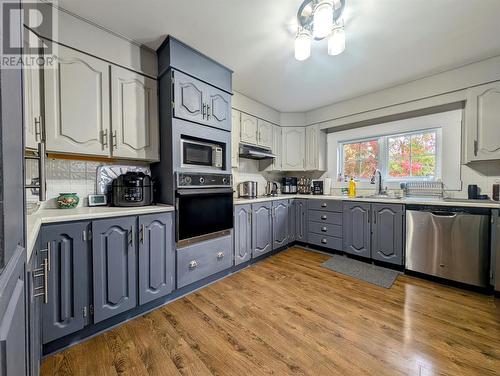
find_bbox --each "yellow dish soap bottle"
[348,177,357,197]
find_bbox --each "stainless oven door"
[176,188,233,247]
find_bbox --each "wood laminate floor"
[41,247,500,376]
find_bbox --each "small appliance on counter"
[112,171,153,207]
[282,177,298,194]
[298,177,312,194]
[88,194,108,207]
[312,180,324,195]
[238,181,258,198]
[265,181,279,196]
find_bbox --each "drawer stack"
[307,199,343,250]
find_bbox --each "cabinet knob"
[217,252,224,259]
[189,260,198,269]
[321,215,327,220]
[321,203,327,208]
[321,227,327,232]
[321,238,327,244]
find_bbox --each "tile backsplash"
[26,158,149,207]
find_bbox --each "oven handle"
[176,188,233,196]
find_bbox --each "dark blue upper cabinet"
[343,202,371,258]
[138,213,175,305]
[157,36,232,93]
[371,204,404,265]
[41,221,90,344]
[92,217,137,323]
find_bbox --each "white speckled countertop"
[234,194,500,208]
[26,204,175,261]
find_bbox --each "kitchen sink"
[356,195,402,200]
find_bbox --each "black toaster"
[111,172,153,207]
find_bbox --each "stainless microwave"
[180,137,223,169]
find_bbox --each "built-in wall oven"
[175,172,233,248]
[181,136,224,170]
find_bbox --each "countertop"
[234,194,500,208]
[26,204,175,262]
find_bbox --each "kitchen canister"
[57,193,79,209]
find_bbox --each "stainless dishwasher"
[405,205,490,287]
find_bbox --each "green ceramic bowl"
[57,193,79,209]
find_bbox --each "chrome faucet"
[370,169,385,196]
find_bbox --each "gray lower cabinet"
[41,221,90,343]
[93,216,137,323]
[288,200,296,243]
[177,234,232,288]
[138,213,175,305]
[234,204,252,265]
[272,200,289,250]
[0,246,26,376]
[371,204,404,265]
[295,199,307,242]
[27,240,42,376]
[252,202,273,257]
[343,202,371,258]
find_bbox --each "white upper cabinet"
[282,127,305,171]
[23,30,43,149]
[257,119,273,149]
[464,81,500,162]
[44,45,111,156]
[240,113,258,145]
[111,66,159,161]
[231,109,241,168]
[260,124,282,172]
[305,124,327,171]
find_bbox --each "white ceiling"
[58,0,500,112]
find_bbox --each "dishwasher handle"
[431,211,457,217]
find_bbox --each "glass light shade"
[313,1,334,39]
[295,30,311,61]
[328,27,346,56]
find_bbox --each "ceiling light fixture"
[295,0,346,61]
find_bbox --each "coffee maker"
[282,177,297,194]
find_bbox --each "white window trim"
[338,128,442,182]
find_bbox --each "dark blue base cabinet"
[38,212,175,352]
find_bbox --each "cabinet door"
[92,217,137,323]
[41,221,90,344]
[305,126,317,170]
[0,247,26,376]
[206,86,231,131]
[257,119,273,149]
[111,66,159,160]
[240,113,258,145]
[282,127,305,171]
[252,202,273,257]
[465,81,500,161]
[234,205,252,265]
[371,204,404,265]
[288,200,296,243]
[273,200,289,250]
[295,199,307,242]
[173,70,205,124]
[27,246,42,376]
[45,44,111,156]
[232,109,241,168]
[342,202,371,258]
[138,213,174,305]
[23,29,43,149]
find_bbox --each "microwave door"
[182,141,213,167]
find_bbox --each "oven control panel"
[177,172,232,188]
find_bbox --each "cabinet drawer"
[308,233,342,250]
[177,235,232,288]
[308,222,342,238]
[308,210,342,225]
[308,199,342,212]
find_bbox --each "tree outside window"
[342,139,379,179]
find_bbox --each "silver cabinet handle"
[321,202,327,208]
[321,238,327,244]
[206,104,211,120]
[33,258,49,304]
[112,130,117,148]
[247,212,251,224]
[474,140,478,156]
[217,252,224,259]
[321,215,327,220]
[140,224,145,244]
[321,227,327,232]
[129,226,134,247]
[40,242,51,271]
[202,103,206,119]
[189,260,198,269]
[34,116,42,141]
[101,129,108,147]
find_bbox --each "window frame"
[338,128,441,182]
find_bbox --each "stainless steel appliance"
[238,181,258,198]
[282,177,298,194]
[111,172,153,207]
[405,205,490,287]
[176,172,233,247]
[181,137,224,170]
[493,209,500,292]
[265,181,279,196]
[239,144,276,160]
[312,180,323,195]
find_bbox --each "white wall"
[232,91,280,124]
[326,110,463,191]
[280,112,306,127]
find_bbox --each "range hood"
[238,144,276,160]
